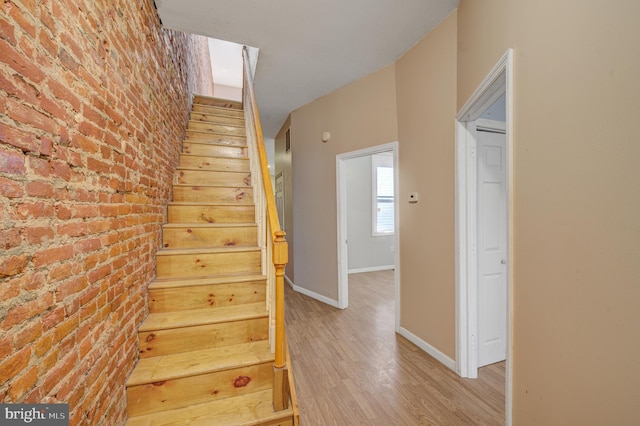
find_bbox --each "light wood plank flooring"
[285,270,505,425]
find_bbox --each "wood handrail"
[242,47,288,370]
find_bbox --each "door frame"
[336,142,400,330]
[454,49,513,423]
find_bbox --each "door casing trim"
[454,49,514,425]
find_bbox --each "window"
[372,153,394,235]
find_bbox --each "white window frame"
[371,152,395,236]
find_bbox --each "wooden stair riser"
[149,280,266,313]
[173,186,253,204]
[162,225,258,250]
[156,250,261,278]
[174,170,251,187]
[139,318,268,358]
[168,204,255,224]
[191,104,244,117]
[193,97,242,110]
[179,155,250,173]
[188,120,246,136]
[185,130,246,147]
[126,389,293,426]
[126,363,273,417]
[182,142,247,158]
[191,112,245,127]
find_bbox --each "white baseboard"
[398,327,456,372]
[348,265,395,274]
[285,276,340,308]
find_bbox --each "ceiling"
[156,0,459,138]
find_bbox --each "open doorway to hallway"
[336,142,399,329]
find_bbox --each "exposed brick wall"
[0,0,214,424]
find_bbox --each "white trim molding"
[285,276,340,309]
[455,48,514,426]
[348,265,395,274]
[398,327,456,372]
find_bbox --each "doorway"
[336,142,400,329]
[455,50,513,424]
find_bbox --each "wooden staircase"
[126,96,296,425]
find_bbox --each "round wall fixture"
[321,131,331,142]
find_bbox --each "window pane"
[375,165,394,234]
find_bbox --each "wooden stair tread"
[156,245,260,256]
[150,273,266,289]
[126,389,292,426]
[140,302,268,332]
[193,96,243,110]
[162,223,256,229]
[126,341,273,387]
[183,139,246,148]
[169,201,255,207]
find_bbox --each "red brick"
[41,307,64,332]
[27,156,52,177]
[55,276,87,300]
[0,176,24,198]
[0,149,26,174]
[0,334,13,361]
[88,265,110,284]
[41,351,78,395]
[23,226,54,244]
[39,138,53,157]
[48,263,73,282]
[6,99,57,134]
[1,293,53,329]
[14,320,43,349]
[70,133,99,153]
[4,7,36,44]
[0,72,39,105]
[26,180,54,197]
[0,228,21,250]
[0,276,20,302]
[0,17,16,44]
[53,314,79,345]
[7,365,38,401]
[33,244,74,268]
[0,122,39,153]
[38,28,58,57]
[0,347,31,386]
[50,161,71,181]
[87,157,111,174]
[0,254,29,277]
[15,201,54,219]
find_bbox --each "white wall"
[346,155,395,272]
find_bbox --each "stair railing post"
[272,231,288,411]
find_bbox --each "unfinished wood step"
[162,223,257,250]
[185,129,246,146]
[174,169,251,187]
[193,96,242,110]
[173,185,253,204]
[187,120,246,137]
[156,246,261,278]
[183,141,247,158]
[191,102,244,117]
[149,274,266,313]
[178,154,250,173]
[127,341,273,417]
[126,389,293,426]
[190,112,245,127]
[139,303,268,357]
[168,203,255,224]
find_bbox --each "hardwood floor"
[285,270,505,425]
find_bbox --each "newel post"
[272,230,289,410]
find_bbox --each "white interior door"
[477,127,507,367]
